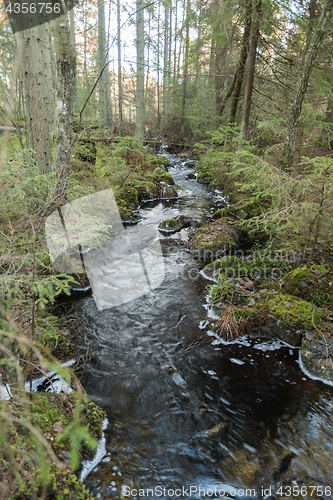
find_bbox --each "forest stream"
[68,153,333,499]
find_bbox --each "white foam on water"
[298,351,333,388]
[230,358,245,366]
[80,419,109,481]
[0,384,12,401]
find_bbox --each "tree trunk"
[157,0,161,126]
[52,14,76,184]
[280,0,333,170]
[163,0,169,119]
[117,0,123,132]
[98,0,113,128]
[229,0,252,123]
[181,0,190,118]
[21,24,54,174]
[135,0,145,142]
[241,0,262,139]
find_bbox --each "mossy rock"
[282,264,333,309]
[115,185,139,213]
[185,160,196,168]
[158,215,196,234]
[129,180,160,201]
[189,219,240,261]
[146,167,175,185]
[257,292,324,345]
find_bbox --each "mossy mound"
[259,291,322,330]
[202,254,292,286]
[189,219,240,261]
[114,185,139,213]
[282,264,333,309]
[146,167,175,185]
[128,180,160,201]
[2,392,106,499]
[222,196,271,220]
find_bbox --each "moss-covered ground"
[69,136,175,219]
[1,392,106,499]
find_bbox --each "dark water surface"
[72,155,333,499]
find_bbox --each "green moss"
[114,185,139,215]
[128,180,160,201]
[189,219,239,260]
[6,392,106,499]
[258,292,323,330]
[146,167,174,185]
[283,264,333,309]
[224,196,271,220]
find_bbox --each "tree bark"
[280,0,333,170]
[117,0,123,132]
[181,0,190,118]
[229,0,252,123]
[98,0,113,128]
[163,0,170,119]
[241,0,262,139]
[20,24,54,174]
[135,0,145,142]
[52,14,76,184]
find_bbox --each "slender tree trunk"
[173,0,178,84]
[117,0,123,132]
[163,0,170,119]
[98,0,113,128]
[280,0,333,170]
[83,0,88,79]
[145,11,151,114]
[229,0,252,123]
[181,0,190,117]
[21,24,53,174]
[157,0,161,126]
[52,14,76,183]
[241,0,262,139]
[135,0,145,142]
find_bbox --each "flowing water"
[69,154,333,499]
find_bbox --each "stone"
[186,173,196,180]
[158,215,195,235]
